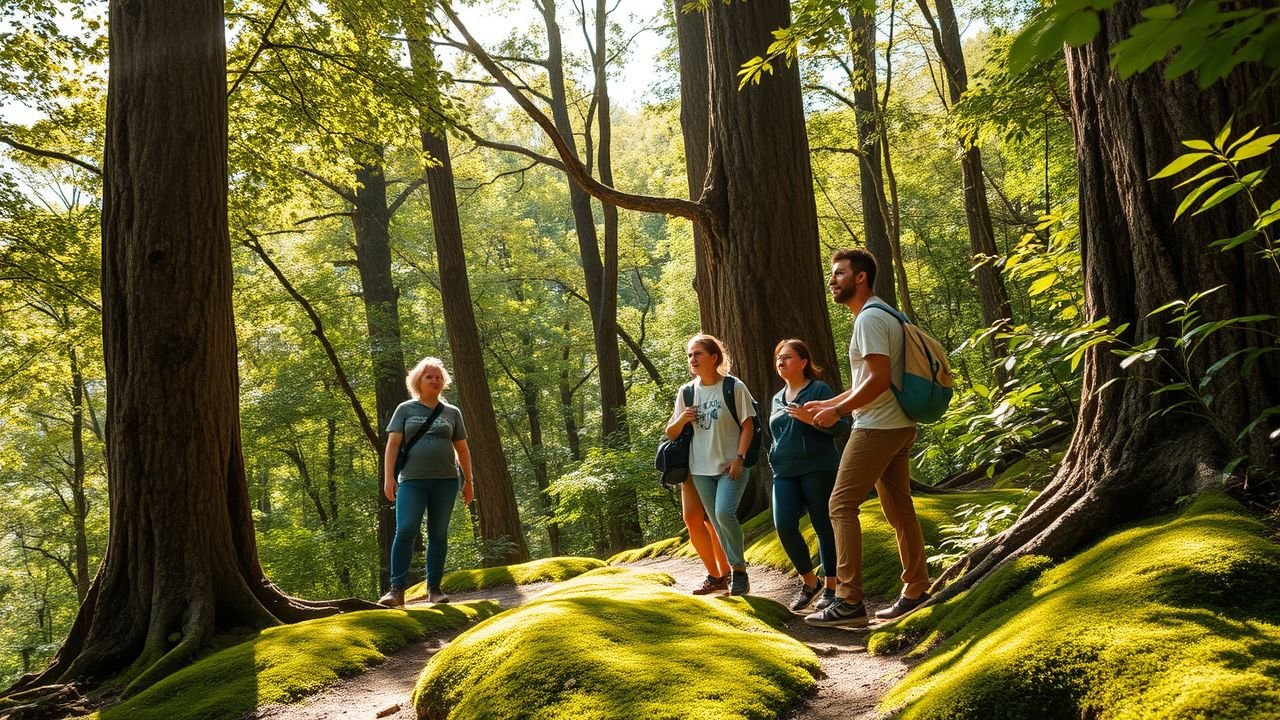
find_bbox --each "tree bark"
[67,343,91,602]
[403,9,529,564]
[9,0,372,698]
[936,0,1280,602]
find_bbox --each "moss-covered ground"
[871,493,1280,719]
[405,556,605,601]
[93,601,498,720]
[413,566,819,720]
[610,489,1034,601]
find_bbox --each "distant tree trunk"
[544,0,641,550]
[8,0,370,700]
[850,6,913,317]
[918,0,1013,379]
[350,159,407,586]
[403,11,529,564]
[326,416,339,521]
[559,330,584,463]
[936,0,1280,601]
[697,0,843,515]
[66,343,91,602]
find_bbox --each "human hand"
[462,479,474,505]
[786,403,816,425]
[680,407,697,425]
[384,478,397,502]
[811,406,840,428]
[725,457,744,481]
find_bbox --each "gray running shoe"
[729,570,751,596]
[789,582,822,611]
[804,598,870,628]
[814,588,838,610]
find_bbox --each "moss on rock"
[94,602,498,720]
[876,493,1280,719]
[413,566,819,720]
[406,556,606,601]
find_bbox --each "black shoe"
[804,597,870,628]
[814,588,838,611]
[789,582,821,611]
[875,592,930,620]
[692,575,728,595]
[729,570,750,596]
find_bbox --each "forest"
[0,0,1278,717]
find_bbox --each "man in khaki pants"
[803,248,930,627]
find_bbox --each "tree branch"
[0,136,101,175]
[293,166,358,205]
[387,176,428,216]
[227,0,290,98]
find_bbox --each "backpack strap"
[682,381,695,409]
[722,375,741,427]
[859,302,908,393]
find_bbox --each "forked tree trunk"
[936,0,1280,601]
[8,0,371,701]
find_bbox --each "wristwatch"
[735,453,746,461]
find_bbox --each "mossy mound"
[406,556,605,601]
[94,602,498,720]
[607,534,686,564]
[875,493,1280,719]
[413,566,819,720]
[742,488,1034,598]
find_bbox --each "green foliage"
[94,602,498,720]
[1010,0,1280,88]
[876,493,1280,719]
[404,556,606,600]
[927,499,1026,570]
[413,567,819,720]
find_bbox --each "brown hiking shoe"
[378,587,405,607]
[691,574,728,595]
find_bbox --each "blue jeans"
[772,470,837,578]
[390,478,459,589]
[692,467,752,568]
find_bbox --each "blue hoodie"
[768,380,849,478]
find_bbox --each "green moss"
[878,493,1280,719]
[406,556,606,601]
[413,566,819,720]
[743,489,1034,599]
[607,535,686,564]
[95,602,498,720]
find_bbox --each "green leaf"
[1119,348,1160,368]
[1140,4,1178,20]
[1208,228,1257,251]
[1062,10,1101,46]
[1173,161,1227,188]
[1028,273,1059,296]
[1151,382,1191,395]
[1181,139,1214,151]
[1226,126,1260,153]
[1213,118,1234,150]
[1148,299,1187,316]
[1150,152,1213,180]
[1229,134,1280,162]
[1193,182,1245,215]
[1175,176,1227,220]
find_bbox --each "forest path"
[250,558,905,720]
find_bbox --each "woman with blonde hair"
[665,334,758,596]
[379,357,474,607]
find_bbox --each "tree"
[935,0,1280,600]
[7,0,369,704]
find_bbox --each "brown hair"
[687,333,731,375]
[774,338,822,381]
[831,247,877,289]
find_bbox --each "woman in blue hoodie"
[769,338,849,612]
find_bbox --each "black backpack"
[721,375,763,467]
[655,382,696,489]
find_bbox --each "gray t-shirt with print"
[387,399,467,480]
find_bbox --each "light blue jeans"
[691,467,752,568]
[390,477,459,590]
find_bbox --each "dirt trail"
[250,559,905,720]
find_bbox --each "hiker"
[379,357,474,607]
[665,334,758,596]
[803,249,931,627]
[769,338,847,612]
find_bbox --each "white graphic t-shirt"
[670,377,756,475]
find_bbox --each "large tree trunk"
[67,343,91,602]
[543,0,642,551]
[8,0,369,701]
[403,10,529,565]
[920,0,1013,378]
[350,160,407,588]
[936,0,1280,601]
[697,0,843,516]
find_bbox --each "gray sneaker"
[729,570,751,596]
[814,588,838,610]
[804,597,869,628]
[789,582,821,611]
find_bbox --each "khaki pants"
[829,427,930,603]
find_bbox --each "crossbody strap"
[402,402,446,456]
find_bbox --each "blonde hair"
[687,333,731,375]
[406,357,452,399]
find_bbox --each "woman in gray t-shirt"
[378,357,474,607]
